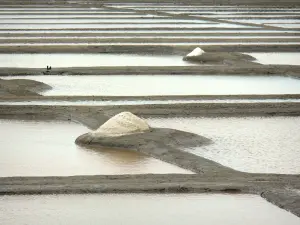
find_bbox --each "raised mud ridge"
[0,78,51,97]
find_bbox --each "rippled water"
[4,75,300,96]
[0,120,190,177]
[0,54,192,68]
[246,52,300,65]
[1,194,299,225]
[148,116,300,174]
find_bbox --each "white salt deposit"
[92,112,150,137]
[186,47,205,57]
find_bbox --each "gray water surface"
[246,52,300,65]
[0,194,299,225]
[148,116,300,174]
[4,75,300,96]
[0,54,193,67]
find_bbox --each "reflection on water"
[4,75,300,96]
[148,116,300,174]
[0,120,191,176]
[0,53,193,68]
[0,194,299,225]
[245,52,300,65]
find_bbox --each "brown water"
[0,120,191,177]
[148,116,300,174]
[0,194,299,225]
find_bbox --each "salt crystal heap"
[186,47,205,57]
[91,112,150,137]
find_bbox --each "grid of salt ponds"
[148,116,300,174]
[3,75,300,96]
[0,120,191,177]
[115,4,300,31]
[1,194,299,225]
[0,54,194,67]
[245,52,300,65]
[1,99,300,106]
[0,4,298,50]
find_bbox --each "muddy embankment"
[0,78,51,97]
[0,45,299,54]
[1,65,300,76]
[0,157,299,216]
[2,94,300,101]
[1,103,300,126]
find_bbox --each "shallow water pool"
[0,53,193,68]
[0,194,299,225]
[148,116,300,174]
[0,120,191,177]
[4,75,300,96]
[246,52,300,65]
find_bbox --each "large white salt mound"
[92,112,150,137]
[186,47,205,57]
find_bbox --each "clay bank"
[75,112,216,174]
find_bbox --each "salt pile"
[91,112,150,137]
[186,47,205,57]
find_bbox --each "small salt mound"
[92,112,150,137]
[186,47,205,57]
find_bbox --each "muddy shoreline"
[1,65,300,76]
[0,45,299,54]
[2,94,300,101]
[1,173,299,217]
[1,103,300,131]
